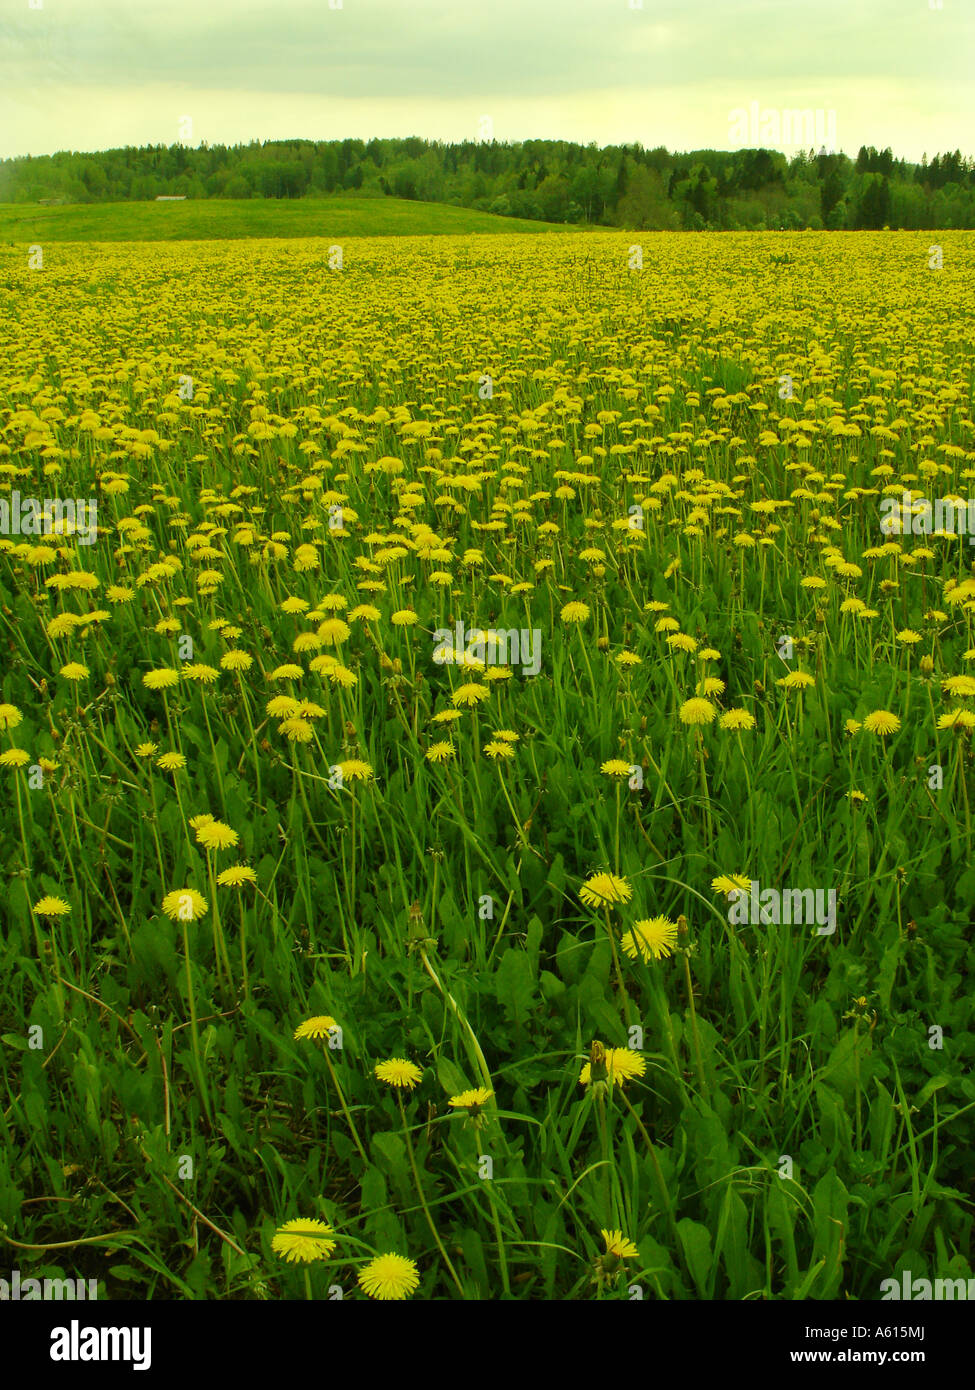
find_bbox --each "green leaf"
[676,1218,712,1297]
[436,1055,470,1099]
[495,946,535,1026]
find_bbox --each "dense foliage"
[3,137,975,229]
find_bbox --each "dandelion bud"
[919,655,934,675]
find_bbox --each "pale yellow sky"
[2,0,972,162]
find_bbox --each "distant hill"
[0,196,578,243]
[1,136,973,229]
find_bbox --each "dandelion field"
[1,229,974,1301]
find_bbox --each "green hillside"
[0,197,578,243]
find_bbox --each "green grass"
[1,231,974,1304]
[0,197,577,243]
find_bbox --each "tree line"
[1,137,973,230]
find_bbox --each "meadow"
[0,227,973,1300]
[0,196,574,244]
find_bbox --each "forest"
[2,136,974,229]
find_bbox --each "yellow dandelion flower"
[719,708,756,730]
[621,916,680,962]
[195,820,239,851]
[294,1015,339,1041]
[142,668,180,689]
[579,872,633,908]
[0,704,23,730]
[271,1218,336,1264]
[357,1253,420,1301]
[560,601,590,623]
[33,896,71,917]
[161,888,208,921]
[216,865,258,887]
[679,697,716,726]
[937,708,975,732]
[579,1046,646,1088]
[484,741,514,759]
[425,741,455,763]
[601,1229,640,1259]
[374,1058,423,1089]
[600,759,632,777]
[451,683,490,707]
[862,710,901,736]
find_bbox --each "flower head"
[156,751,187,772]
[579,1045,646,1089]
[862,710,901,736]
[712,873,750,896]
[0,704,23,731]
[560,601,590,624]
[357,1253,420,1301]
[143,667,180,690]
[484,741,514,759]
[448,1087,493,1116]
[425,741,455,763]
[777,670,815,690]
[216,864,258,887]
[195,819,239,851]
[33,896,70,917]
[182,663,220,684]
[621,916,679,962]
[600,758,632,777]
[942,675,975,698]
[271,1218,336,1264]
[937,707,975,732]
[451,683,490,707]
[719,708,756,731]
[161,888,208,921]
[375,1058,423,1090]
[336,759,374,782]
[294,1015,339,1041]
[579,872,632,909]
[679,697,716,726]
[601,1229,639,1260]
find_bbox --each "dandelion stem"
[397,1092,466,1297]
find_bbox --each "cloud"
[0,0,971,159]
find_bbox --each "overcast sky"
[1,0,972,162]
